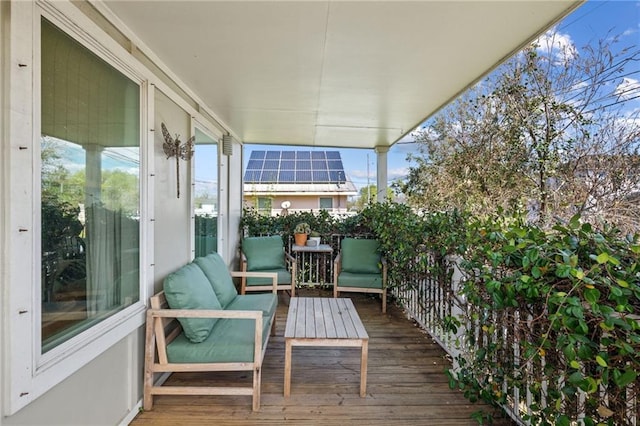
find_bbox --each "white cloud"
[349,169,374,180]
[348,168,408,182]
[616,77,640,100]
[388,167,409,180]
[535,29,577,63]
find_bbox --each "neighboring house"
[243,150,358,216]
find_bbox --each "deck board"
[131,288,514,425]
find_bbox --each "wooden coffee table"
[284,297,369,397]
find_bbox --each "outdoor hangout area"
[135,287,512,426]
[5,2,640,425]
[136,204,640,425]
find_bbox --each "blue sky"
[243,0,640,191]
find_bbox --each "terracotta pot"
[294,233,308,246]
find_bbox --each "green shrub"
[450,213,640,425]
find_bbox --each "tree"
[400,30,640,232]
[354,185,394,210]
[102,170,139,215]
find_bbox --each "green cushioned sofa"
[334,238,387,313]
[143,252,278,412]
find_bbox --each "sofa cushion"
[163,262,222,343]
[166,315,272,363]
[242,235,286,271]
[225,293,278,319]
[245,268,291,287]
[341,238,381,274]
[194,253,238,308]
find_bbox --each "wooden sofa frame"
[143,271,277,412]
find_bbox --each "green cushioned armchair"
[241,235,296,296]
[333,238,387,313]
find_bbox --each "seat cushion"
[166,315,272,363]
[194,252,238,308]
[337,271,384,289]
[341,238,381,274]
[245,268,291,287]
[163,262,222,343]
[225,293,278,319]
[242,235,286,271]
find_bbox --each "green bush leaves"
[449,212,639,425]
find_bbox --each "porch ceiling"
[101,1,581,149]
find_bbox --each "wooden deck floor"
[131,289,514,425]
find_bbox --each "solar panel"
[244,170,261,181]
[297,151,311,160]
[296,160,311,170]
[329,170,344,182]
[296,170,313,182]
[261,170,278,182]
[266,151,280,159]
[247,159,263,170]
[280,160,295,170]
[328,160,343,169]
[313,171,329,181]
[311,151,326,160]
[245,150,348,184]
[278,170,295,182]
[312,160,327,170]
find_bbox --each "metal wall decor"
[161,122,194,198]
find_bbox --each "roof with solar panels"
[243,150,357,195]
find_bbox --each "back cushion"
[194,253,238,308]
[163,262,222,343]
[341,238,382,274]
[242,235,286,271]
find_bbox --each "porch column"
[374,145,388,202]
[85,144,103,206]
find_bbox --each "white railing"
[391,254,639,425]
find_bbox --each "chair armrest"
[230,270,278,293]
[284,252,297,293]
[284,251,295,264]
[333,253,342,282]
[149,308,261,320]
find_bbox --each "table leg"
[360,339,368,397]
[284,339,292,397]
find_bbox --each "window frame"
[4,3,150,415]
[319,196,334,210]
[190,118,223,259]
[257,197,273,214]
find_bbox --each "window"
[194,129,218,257]
[319,197,333,210]
[257,197,272,214]
[40,18,140,352]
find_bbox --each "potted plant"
[294,222,311,246]
[308,231,321,247]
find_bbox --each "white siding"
[152,90,192,290]
[0,1,242,424]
